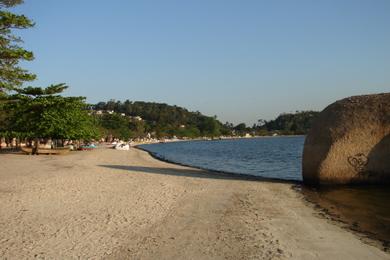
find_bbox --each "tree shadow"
[0,147,22,154]
[99,164,299,184]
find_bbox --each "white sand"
[0,148,388,259]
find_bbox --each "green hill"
[93,100,224,139]
[93,100,319,140]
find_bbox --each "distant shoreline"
[131,134,306,147]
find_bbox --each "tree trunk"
[32,138,39,155]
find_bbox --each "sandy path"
[0,148,388,259]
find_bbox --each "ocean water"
[140,136,390,248]
[140,136,304,181]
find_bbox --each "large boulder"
[303,93,390,185]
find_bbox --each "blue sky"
[13,0,390,125]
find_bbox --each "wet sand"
[0,148,389,259]
[302,185,390,251]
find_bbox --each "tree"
[263,111,319,134]
[198,116,220,137]
[234,123,246,131]
[0,0,36,95]
[129,120,145,138]
[3,84,99,154]
[0,0,35,143]
[0,1,100,153]
[0,1,23,8]
[98,113,132,141]
[257,119,266,127]
[93,100,230,138]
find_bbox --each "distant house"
[96,110,103,115]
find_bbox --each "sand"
[0,148,388,259]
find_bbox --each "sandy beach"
[0,148,388,259]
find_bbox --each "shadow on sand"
[0,148,22,154]
[99,164,299,184]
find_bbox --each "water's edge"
[300,186,389,252]
[134,144,389,253]
[135,145,300,184]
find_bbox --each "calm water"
[140,136,304,181]
[140,136,390,248]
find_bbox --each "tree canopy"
[94,101,320,139]
[94,100,223,138]
[1,84,99,142]
[0,1,99,154]
[0,0,35,94]
[255,111,320,135]
[0,0,23,8]
[98,113,133,141]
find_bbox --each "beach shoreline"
[137,144,390,252]
[0,148,388,259]
[135,145,302,185]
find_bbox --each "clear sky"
[13,0,390,125]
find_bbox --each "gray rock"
[302,93,390,185]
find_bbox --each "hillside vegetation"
[93,100,319,140]
[94,100,224,139]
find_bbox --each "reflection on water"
[302,185,390,249]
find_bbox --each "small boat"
[79,144,97,151]
[115,143,130,151]
[21,147,70,155]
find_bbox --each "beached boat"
[114,143,130,150]
[21,146,70,155]
[79,144,97,151]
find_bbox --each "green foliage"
[0,0,23,8]
[0,2,99,145]
[92,102,321,139]
[95,100,223,138]
[197,116,220,137]
[129,120,146,138]
[98,113,132,140]
[0,1,36,92]
[16,84,68,96]
[259,111,319,135]
[1,84,99,141]
[174,126,201,138]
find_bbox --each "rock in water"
[303,93,390,185]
